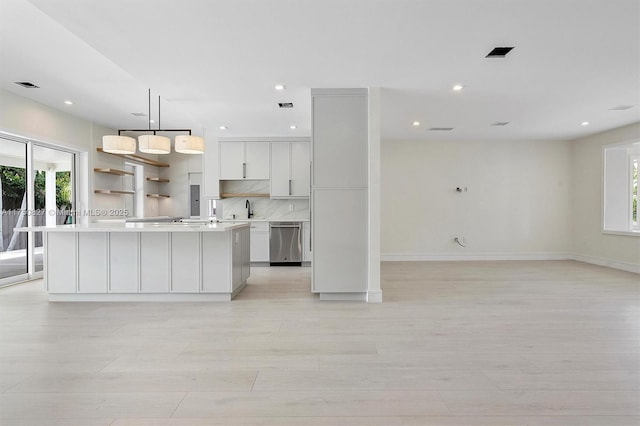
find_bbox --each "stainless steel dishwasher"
[269,222,302,266]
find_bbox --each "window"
[603,141,640,234]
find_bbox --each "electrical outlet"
[289,204,294,212]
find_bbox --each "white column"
[45,166,56,226]
[367,87,382,303]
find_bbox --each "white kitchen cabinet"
[270,141,310,198]
[109,233,139,293]
[302,221,311,262]
[171,233,200,293]
[78,233,108,293]
[312,94,368,189]
[202,138,220,199]
[219,141,270,180]
[311,88,369,300]
[312,189,367,293]
[140,233,170,293]
[249,221,269,262]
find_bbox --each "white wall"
[0,88,162,221]
[571,122,640,269]
[381,139,573,259]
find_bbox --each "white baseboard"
[571,254,640,274]
[381,252,639,274]
[381,253,570,261]
[366,290,383,303]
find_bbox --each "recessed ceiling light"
[64,100,73,105]
[219,126,228,130]
[412,121,420,127]
[452,84,464,91]
[275,84,286,91]
[149,119,156,124]
[486,46,514,58]
[290,125,297,130]
[580,121,590,126]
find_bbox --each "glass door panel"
[32,145,75,273]
[0,139,28,284]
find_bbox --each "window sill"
[602,229,640,237]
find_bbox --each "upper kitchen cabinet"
[202,138,220,198]
[270,141,310,198]
[219,141,270,180]
[312,94,368,188]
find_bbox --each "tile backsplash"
[219,180,309,220]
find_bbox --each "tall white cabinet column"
[311,88,380,302]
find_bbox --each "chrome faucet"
[245,199,253,219]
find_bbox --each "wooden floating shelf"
[146,193,170,198]
[97,148,170,168]
[221,193,270,198]
[94,189,135,195]
[94,167,134,176]
[146,177,170,183]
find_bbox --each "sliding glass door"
[32,145,75,273]
[0,139,28,284]
[0,137,76,286]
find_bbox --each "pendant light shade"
[175,135,205,154]
[102,135,136,154]
[138,134,171,154]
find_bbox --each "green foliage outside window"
[0,166,72,210]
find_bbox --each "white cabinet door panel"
[270,142,290,196]
[202,232,231,293]
[312,189,367,293]
[312,96,368,188]
[202,139,220,198]
[109,233,138,293]
[245,142,270,179]
[140,233,170,293]
[171,233,200,293]
[250,230,269,262]
[290,142,310,196]
[302,221,311,262]
[78,233,108,293]
[46,233,76,293]
[219,142,244,179]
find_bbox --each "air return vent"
[15,81,39,88]
[491,121,510,126]
[486,47,514,58]
[278,102,294,108]
[429,127,454,131]
[609,105,634,111]
[131,112,148,117]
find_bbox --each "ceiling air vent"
[131,112,147,117]
[429,127,454,131]
[486,47,514,58]
[491,121,510,126]
[15,81,39,88]
[278,102,294,108]
[609,105,635,111]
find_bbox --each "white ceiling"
[0,0,638,142]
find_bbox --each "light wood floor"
[0,260,638,425]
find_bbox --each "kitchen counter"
[17,222,251,302]
[20,221,249,232]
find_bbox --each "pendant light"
[102,135,136,154]
[175,135,205,154]
[138,91,170,154]
[102,88,204,155]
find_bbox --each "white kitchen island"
[19,222,250,301]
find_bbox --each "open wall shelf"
[96,148,170,167]
[146,193,170,198]
[94,189,135,195]
[146,177,170,183]
[94,168,134,176]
